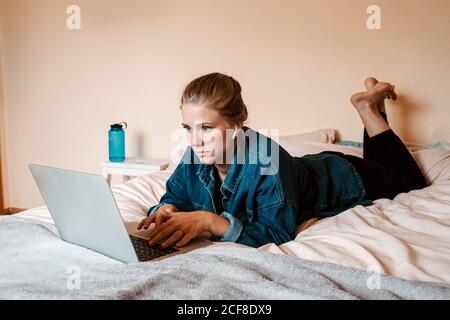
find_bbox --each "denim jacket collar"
[196,149,245,196]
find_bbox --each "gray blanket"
[1,216,449,300]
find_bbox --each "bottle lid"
[110,122,127,129]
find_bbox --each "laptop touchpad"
[125,221,155,240]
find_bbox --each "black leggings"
[338,113,427,201]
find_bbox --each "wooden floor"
[1,208,27,215]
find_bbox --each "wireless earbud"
[232,127,238,139]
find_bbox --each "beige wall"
[0,50,5,210]
[0,7,7,209]
[0,0,449,209]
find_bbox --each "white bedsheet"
[16,142,450,284]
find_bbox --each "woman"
[138,73,427,248]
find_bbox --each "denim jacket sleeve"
[147,163,192,216]
[217,204,297,247]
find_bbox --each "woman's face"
[181,103,236,165]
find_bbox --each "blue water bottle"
[108,122,127,162]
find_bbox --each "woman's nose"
[190,129,203,147]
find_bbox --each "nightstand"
[102,158,170,185]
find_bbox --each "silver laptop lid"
[29,164,138,263]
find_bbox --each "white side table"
[102,158,170,185]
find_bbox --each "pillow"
[111,170,174,221]
[277,128,336,145]
[334,140,450,152]
[411,149,450,185]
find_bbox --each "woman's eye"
[183,127,191,132]
[202,126,211,131]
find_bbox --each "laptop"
[29,164,212,263]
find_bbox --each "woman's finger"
[143,216,155,230]
[137,218,145,230]
[176,232,194,248]
[161,230,184,248]
[149,224,178,245]
[155,212,163,229]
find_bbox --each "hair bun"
[230,76,242,94]
[181,72,248,126]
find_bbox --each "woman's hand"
[147,211,214,248]
[137,204,179,230]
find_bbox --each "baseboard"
[1,207,27,215]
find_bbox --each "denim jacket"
[147,127,372,248]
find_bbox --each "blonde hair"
[181,72,248,127]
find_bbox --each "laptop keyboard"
[130,235,180,262]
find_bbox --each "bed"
[1,129,449,299]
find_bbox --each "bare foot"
[364,77,385,113]
[350,82,395,115]
[365,77,397,99]
[364,77,379,91]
